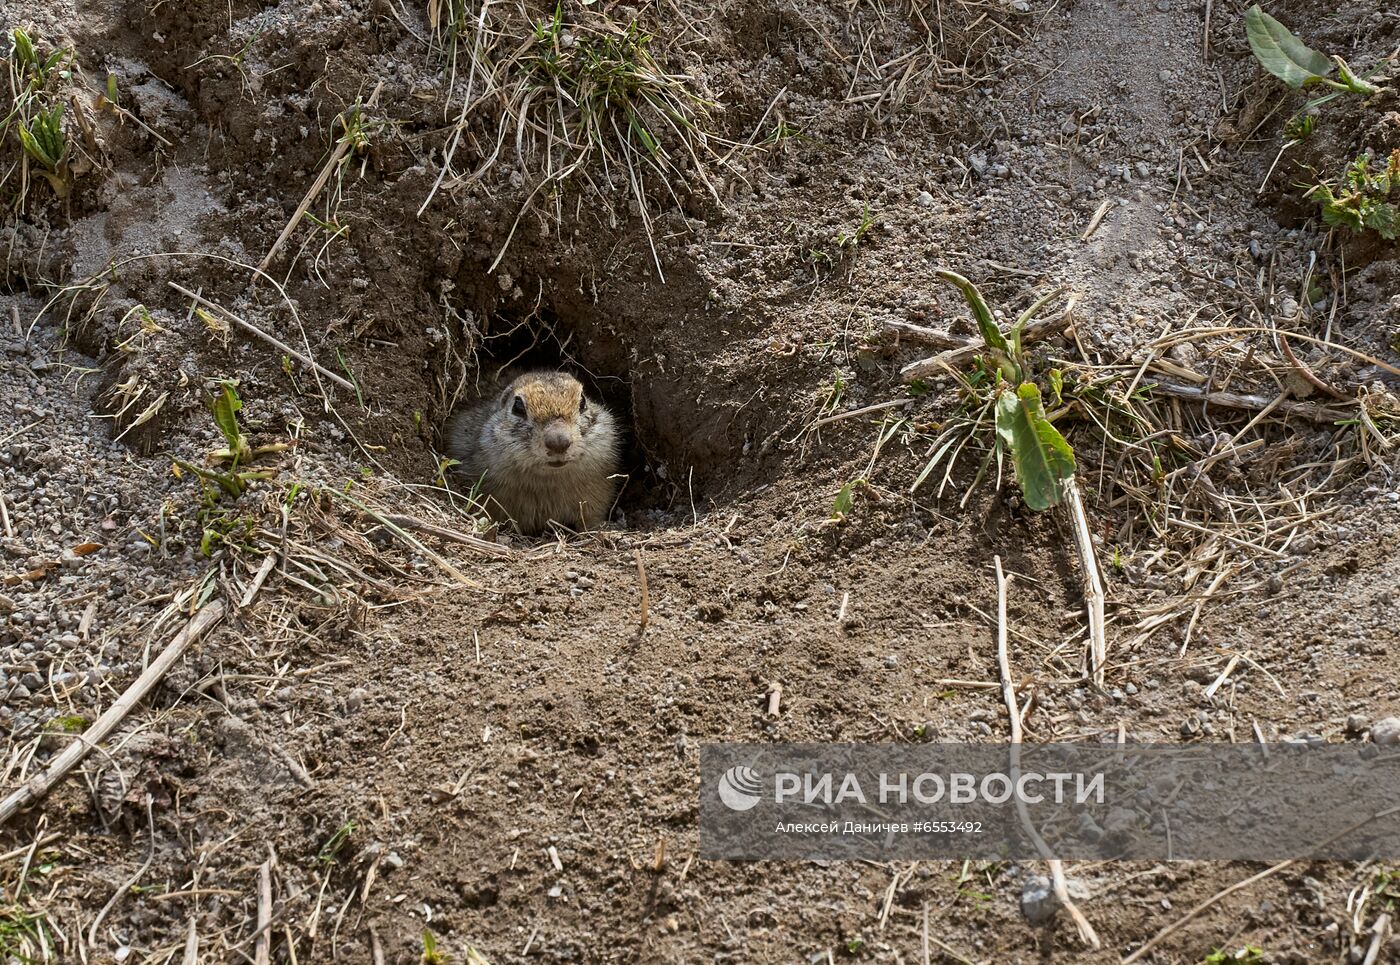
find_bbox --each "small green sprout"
[1307,150,1399,239]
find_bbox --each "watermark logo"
[716,764,763,811]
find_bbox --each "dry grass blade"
[993,558,1100,950]
[0,599,225,825]
[258,82,383,272]
[1063,478,1107,687]
[326,488,486,589]
[422,6,724,276]
[1122,805,1400,963]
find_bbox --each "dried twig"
[1080,199,1113,241]
[255,852,274,965]
[811,399,912,429]
[182,918,199,965]
[993,557,1100,949]
[380,513,514,559]
[259,82,383,271]
[1202,654,1240,701]
[1362,913,1391,965]
[0,600,226,825]
[1147,379,1354,422]
[240,554,280,609]
[636,549,650,632]
[767,681,783,717]
[167,284,356,394]
[1063,478,1107,687]
[883,318,967,349]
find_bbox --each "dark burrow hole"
[449,306,682,525]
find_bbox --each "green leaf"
[211,382,245,451]
[832,479,858,518]
[16,123,55,168]
[1364,203,1399,240]
[13,28,35,68]
[1245,5,1332,89]
[935,269,1007,357]
[937,269,1024,383]
[994,383,1076,511]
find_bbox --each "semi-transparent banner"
[700,743,1400,860]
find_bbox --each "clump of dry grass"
[422,2,723,277]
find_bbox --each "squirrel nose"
[543,426,572,455]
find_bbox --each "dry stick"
[0,486,13,538]
[811,399,912,429]
[1063,478,1107,688]
[0,599,226,826]
[635,549,650,632]
[182,918,199,965]
[0,832,60,862]
[993,558,1100,949]
[240,553,280,609]
[1147,378,1353,422]
[1361,912,1391,965]
[767,682,783,717]
[1080,199,1113,241]
[380,513,515,559]
[259,82,384,272]
[167,283,356,394]
[1202,654,1240,702]
[883,318,967,349]
[255,853,274,965]
[1122,804,1400,964]
[902,297,1077,382]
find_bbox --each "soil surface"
[2,0,1399,962]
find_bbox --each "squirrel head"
[495,371,607,468]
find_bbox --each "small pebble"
[1370,717,1400,745]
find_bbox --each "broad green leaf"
[935,269,1008,357]
[211,383,244,451]
[994,383,1076,511]
[1245,5,1332,89]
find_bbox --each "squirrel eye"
[511,395,528,419]
[578,395,588,413]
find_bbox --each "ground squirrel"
[445,371,622,535]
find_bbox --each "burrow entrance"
[444,301,690,524]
